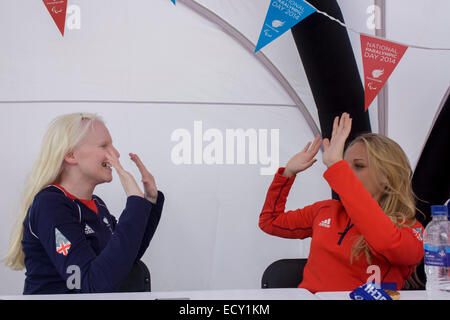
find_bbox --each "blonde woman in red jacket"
[259,112,424,293]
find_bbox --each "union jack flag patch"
[55,228,71,256]
[412,228,423,242]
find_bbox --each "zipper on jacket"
[337,218,354,245]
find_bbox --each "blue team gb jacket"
[21,185,164,294]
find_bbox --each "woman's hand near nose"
[129,153,158,204]
[105,151,144,198]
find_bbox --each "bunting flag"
[255,0,316,52]
[360,35,408,111]
[171,0,176,5]
[42,0,68,36]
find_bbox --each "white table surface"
[1,288,446,300]
[0,288,318,300]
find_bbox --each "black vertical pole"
[291,0,371,143]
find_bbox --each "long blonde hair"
[3,113,102,270]
[347,133,417,265]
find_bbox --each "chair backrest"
[117,260,151,292]
[261,258,307,289]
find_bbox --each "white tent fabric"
[0,0,449,294]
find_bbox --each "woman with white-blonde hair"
[3,113,164,294]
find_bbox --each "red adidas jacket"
[259,160,424,293]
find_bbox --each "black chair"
[261,258,307,289]
[117,260,151,292]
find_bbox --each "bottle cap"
[431,205,448,216]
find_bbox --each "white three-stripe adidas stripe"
[319,218,331,228]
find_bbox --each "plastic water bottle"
[423,205,450,299]
[446,199,450,220]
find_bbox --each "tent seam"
[179,0,321,137]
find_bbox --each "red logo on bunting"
[42,0,68,36]
[360,35,408,111]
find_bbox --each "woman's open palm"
[322,112,352,168]
[284,135,322,177]
[129,153,158,204]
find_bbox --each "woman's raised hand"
[129,153,158,204]
[105,151,144,198]
[322,112,352,168]
[283,135,322,178]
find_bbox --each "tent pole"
[375,0,387,135]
